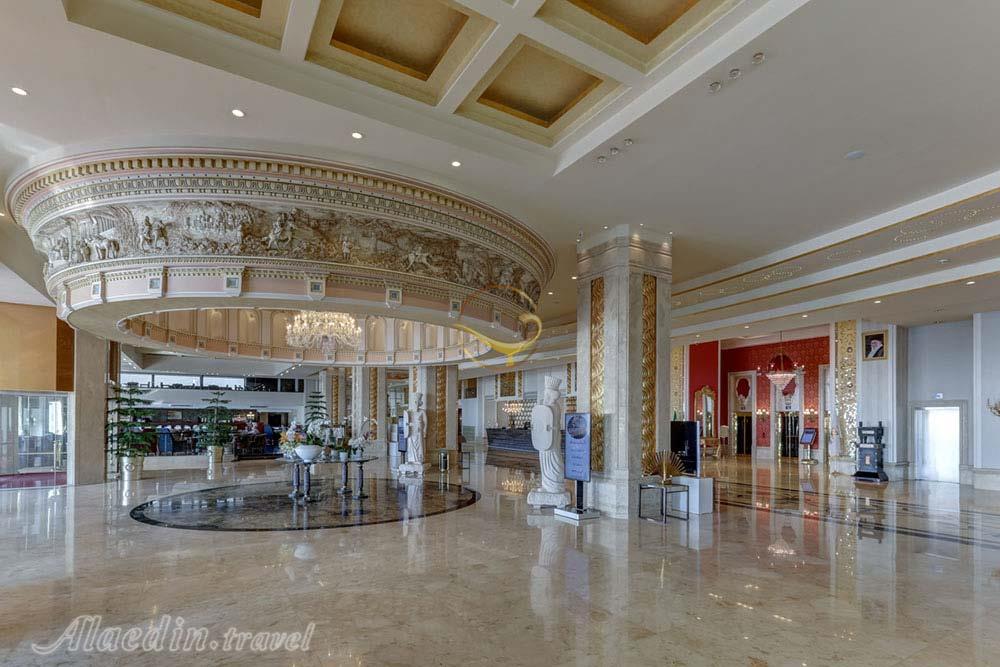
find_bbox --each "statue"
[404,245,433,272]
[266,212,294,250]
[527,376,571,509]
[341,236,351,260]
[399,392,428,476]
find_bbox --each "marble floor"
[2,454,1000,666]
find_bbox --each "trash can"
[439,449,449,471]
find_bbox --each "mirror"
[694,385,716,439]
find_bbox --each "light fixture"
[451,160,461,167]
[873,300,882,304]
[570,275,577,280]
[623,138,634,147]
[285,311,361,353]
[744,325,750,329]
[596,155,606,164]
[603,225,609,230]
[10,87,27,96]
[759,330,803,391]
[708,81,722,93]
[0,212,5,217]
[937,258,950,264]
[752,52,765,65]
[729,68,742,79]
[351,131,364,140]
[844,150,865,160]
[801,314,808,318]
[609,147,620,156]
[231,108,245,118]
[547,291,554,296]
[639,223,644,227]
[695,334,700,338]
[966,280,976,285]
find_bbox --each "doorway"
[733,412,753,455]
[777,412,799,457]
[913,406,960,483]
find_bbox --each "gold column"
[670,346,685,420]
[835,320,858,457]
[640,274,657,463]
[435,365,446,449]
[590,276,605,471]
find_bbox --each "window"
[120,372,153,387]
[156,374,201,389]
[203,377,245,390]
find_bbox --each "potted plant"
[107,383,153,482]
[200,390,234,463]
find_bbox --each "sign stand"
[554,412,600,522]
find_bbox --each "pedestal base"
[554,507,601,523]
[527,488,571,509]
[829,455,856,476]
[398,462,427,476]
[672,476,714,515]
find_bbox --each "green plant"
[106,383,153,458]
[304,391,329,428]
[200,390,235,450]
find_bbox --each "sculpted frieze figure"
[265,212,295,250]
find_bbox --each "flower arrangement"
[279,421,306,454]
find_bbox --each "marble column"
[377,367,388,444]
[575,225,672,518]
[319,368,335,423]
[351,366,370,436]
[68,329,108,486]
[335,368,347,424]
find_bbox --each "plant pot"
[338,451,349,462]
[208,445,224,463]
[120,455,144,482]
[295,444,323,463]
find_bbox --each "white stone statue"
[527,376,572,508]
[399,392,428,476]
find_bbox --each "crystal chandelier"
[285,312,361,353]
[759,331,802,391]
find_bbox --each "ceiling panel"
[138,0,290,48]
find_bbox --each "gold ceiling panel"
[458,37,619,146]
[138,0,290,49]
[535,0,738,71]
[308,0,494,105]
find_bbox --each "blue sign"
[564,412,591,482]
[397,417,407,453]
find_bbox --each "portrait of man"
[863,330,887,361]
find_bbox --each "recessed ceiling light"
[966,280,976,285]
[547,291,554,296]
[801,314,809,318]
[10,87,27,96]
[937,258,950,264]
[873,300,882,304]
[695,334,701,338]
[570,275,577,280]
[231,108,245,118]
[351,131,364,140]
[603,225,609,230]
[844,150,865,160]
[743,325,750,329]
[0,212,5,217]
[451,160,461,167]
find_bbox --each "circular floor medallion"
[129,478,478,531]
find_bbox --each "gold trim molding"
[834,320,858,457]
[640,274,657,464]
[589,276,605,471]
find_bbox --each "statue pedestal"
[527,488,571,509]
[398,462,427,476]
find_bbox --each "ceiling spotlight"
[0,212,5,217]
[547,291,554,296]
[351,131,364,139]
[609,146,620,156]
[596,155,607,164]
[570,275,577,280]
[695,334,701,338]
[729,68,742,79]
[844,150,865,160]
[873,300,882,304]
[743,325,750,329]
[623,138,633,147]
[966,280,976,285]
[603,225,609,230]
[10,87,27,96]
[752,52,765,65]
[451,160,461,167]
[801,314,809,318]
[937,258,950,264]
[231,108,245,118]
[708,81,722,94]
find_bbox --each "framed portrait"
[862,330,887,361]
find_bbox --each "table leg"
[289,463,300,499]
[301,464,313,503]
[338,460,351,495]
[353,462,368,499]
[661,488,667,520]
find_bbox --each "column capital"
[576,224,671,282]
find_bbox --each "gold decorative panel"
[567,0,701,44]
[641,274,657,463]
[834,320,857,457]
[435,365,446,449]
[331,371,340,422]
[590,276,605,471]
[308,0,494,106]
[138,0,290,49]
[499,371,517,398]
[369,367,378,424]
[670,345,685,420]
[478,43,601,127]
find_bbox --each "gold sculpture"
[590,277,605,471]
[640,274,657,470]
[642,450,685,484]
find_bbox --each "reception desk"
[486,428,565,454]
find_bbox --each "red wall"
[719,336,829,448]
[687,341,720,432]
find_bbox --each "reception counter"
[486,428,565,454]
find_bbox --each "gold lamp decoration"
[642,449,686,485]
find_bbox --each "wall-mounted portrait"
[862,330,887,361]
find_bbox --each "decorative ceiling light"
[351,131,364,139]
[10,87,27,96]
[596,155,607,164]
[752,52,766,65]
[759,331,803,391]
[450,160,461,167]
[231,108,245,118]
[285,311,361,353]
[966,280,976,285]
[729,68,742,79]
[708,81,722,93]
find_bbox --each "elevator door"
[734,413,753,455]
[914,406,960,483]
[778,412,799,457]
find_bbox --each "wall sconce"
[756,408,769,417]
[803,407,818,417]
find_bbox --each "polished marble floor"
[2,453,1000,665]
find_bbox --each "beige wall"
[0,303,74,392]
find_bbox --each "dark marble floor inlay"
[130,478,479,531]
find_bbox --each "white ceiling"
[3,0,1000,336]
[0,262,52,306]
